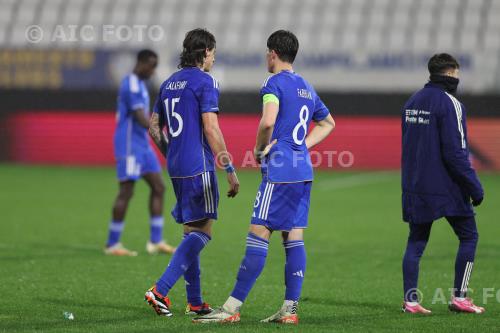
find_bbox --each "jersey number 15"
[164,97,183,137]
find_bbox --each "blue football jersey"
[114,73,151,158]
[261,70,330,183]
[153,67,220,178]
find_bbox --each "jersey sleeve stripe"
[129,74,140,93]
[445,92,466,149]
[455,99,466,149]
[262,75,272,87]
[208,75,219,90]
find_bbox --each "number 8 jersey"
[153,67,220,178]
[261,70,330,183]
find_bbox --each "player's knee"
[282,229,303,242]
[458,230,479,244]
[248,224,271,240]
[405,239,428,258]
[153,182,165,196]
[119,187,134,201]
[186,218,213,237]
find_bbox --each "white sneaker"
[261,306,299,324]
[146,240,176,255]
[192,307,240,324]
[104,243,138,256]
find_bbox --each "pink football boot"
[449,297,485,314]
[402,302,432,314]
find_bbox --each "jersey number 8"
[292,105,309,145]
[164,97,183,137]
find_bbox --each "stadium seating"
[1,0,499,92]
[1,0,499,53]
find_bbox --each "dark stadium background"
[0,0,499,170]
[2,90,500,169]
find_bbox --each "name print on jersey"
[405,109,430,125]
[165,81,188,90]
[297,88,313,100]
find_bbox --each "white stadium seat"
[1,0,498,88]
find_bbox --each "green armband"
[263,94,279,105]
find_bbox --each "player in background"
[194,30,335,324]
[401,54,485,314]
[105,50,176,256]
[145,29,240,317]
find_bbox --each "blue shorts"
[251,180,312,231]
[116,150,161,182]
[170,171,219,224]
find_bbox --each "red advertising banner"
[4,112,500,170]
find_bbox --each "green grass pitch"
[0,164,499,332]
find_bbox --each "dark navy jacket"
[401,82,483,224]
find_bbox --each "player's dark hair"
[428,53,460,75]
[178,28,216,68]
[267,30,299,64]
[137,49,158,63]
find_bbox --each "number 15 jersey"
[261,70,330,183]
[153,67,220,178]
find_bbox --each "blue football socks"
[284,240,306,301]
[230,233,269,303]
[106,220,124,247]
[150,216,164,244]
[183,233,203,306]
[156,231,211,296]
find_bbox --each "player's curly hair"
[178,28,216,68]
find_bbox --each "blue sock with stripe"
[284,240,306,301]
[230,233,268,302]
[150,216,164,244]
[183,233,203,306]
[106,220,124,247]
[156,231,211,296]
